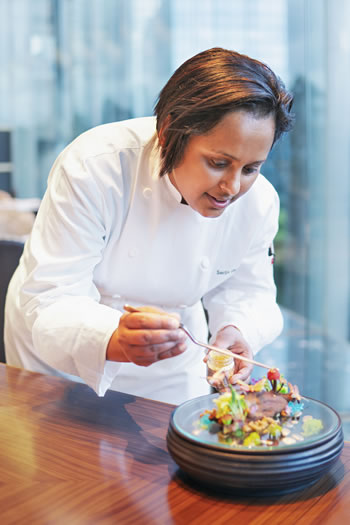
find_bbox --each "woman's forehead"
[186,111,275,159]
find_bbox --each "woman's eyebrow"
[212,150,266,164]
[247,160,266,166]
[212,149,239,160]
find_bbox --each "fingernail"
[169,319,179,329]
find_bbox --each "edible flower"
[213,392,234,418]
[287,400,304,418]
[213,387,246,420]
[267,368,280,381]
[236,377,267,392]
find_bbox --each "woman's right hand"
[106,306,187,366]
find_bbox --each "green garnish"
[302,418,323,437]
[267,422,282,439]
[243,432,261,447]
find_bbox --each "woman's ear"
[158,115,171,147]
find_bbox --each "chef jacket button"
[178,304,187,309]
[143,187,152,199]
[128,248,138,258]
[200,256,210,270]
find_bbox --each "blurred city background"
[0,0,349,431]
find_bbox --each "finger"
[235,356,253,374]
[125,347,159,366]
[123,328,185,346]
[157,342,187,360]
[144,340,186,356]
[130,342,187,366]
[124,304,181,323]
[124,312,180,330]
[125,340,186,361]
[140,306,180,323]
[231,365,252,383]
[131,356,158,367]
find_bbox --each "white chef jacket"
[4,116,283,404]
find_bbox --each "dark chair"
[0,239,24,362]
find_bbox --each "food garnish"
[195,369,323,448]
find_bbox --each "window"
[1,0,349,417]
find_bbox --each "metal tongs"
[124,305,272,371]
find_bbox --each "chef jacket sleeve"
[19,149,125,395]
[202,191,283,355]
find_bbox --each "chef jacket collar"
[148,134,186,205]
[163,173,184,204]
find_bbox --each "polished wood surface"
[0,363,349,525]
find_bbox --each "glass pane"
[1,0,349,436]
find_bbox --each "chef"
[4,48,294,404]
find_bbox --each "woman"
[4,48,294,404]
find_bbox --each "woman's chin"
[198,207,226,218]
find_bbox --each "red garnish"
[267,368,280,381]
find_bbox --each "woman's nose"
[219,171,241,196]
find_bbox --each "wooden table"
[0,364,349,524]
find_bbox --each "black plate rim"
[167,424,344,464]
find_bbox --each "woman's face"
[168,110,275,218]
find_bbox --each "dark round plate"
[167,393,344,495]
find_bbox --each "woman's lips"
[206,193,232,209]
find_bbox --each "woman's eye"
[209,159,228,169]
[243,166,259,175]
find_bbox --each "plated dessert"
[197,369,323,447]
[167,369,342,494]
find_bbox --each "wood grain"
[0,363,348,525]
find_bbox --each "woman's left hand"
[211,325,253,383]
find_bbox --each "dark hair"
[154,47,294,177]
